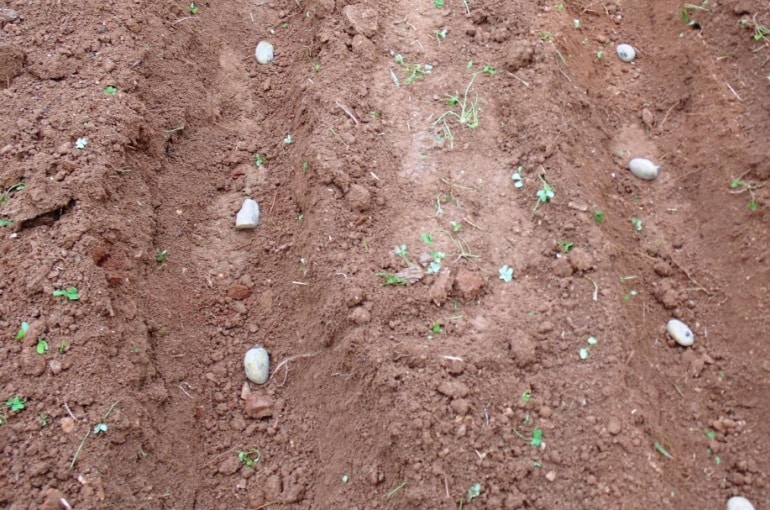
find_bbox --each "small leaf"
[531,428,543,447]
[499,265,514,282]
[53,287,79,301]
[75,137,88,150]
[587,336,598,346]
[421,233,434,244]
[36,339,49,355]
[427,261,441,274]
[16,321,29,340]
[467,483,482,501]
[93,422,108,434]
[579,347,589,360]
[0,218,13,227]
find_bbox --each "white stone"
[629,158,660,180]
[726,497,755,510]
[235,198,260,229]
[255,41,274,65]
[616,43,636,63]
[667,319,694,347]
[244,345,270,384]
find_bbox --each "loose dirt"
[1,0,769,509]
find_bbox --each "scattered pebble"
[726,496,755,510]
[255,41,274,64]
[629,158,660,180]
[437,380,469,399]
[235,198,260,230]
[667,319,694,347]
[244,345,270,384]
[616,43,636,63]
[607,416,622,435]
[244,393,273,419]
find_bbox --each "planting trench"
[0,0,769,508]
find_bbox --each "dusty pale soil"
[1,0,769,508]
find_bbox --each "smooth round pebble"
[235,198,260,230]
[255,41,274,65]
[667,319,694,347]
[629,158,660,181]
[616,43,636,63]
[244,345,270,384]
[726,497,755,510]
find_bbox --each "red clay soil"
[1,0,769,509]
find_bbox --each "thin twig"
[179,382,193,399]
[657,103,677,130]
[253,501,281,509]
[507,72,530,87]
[270,352,322,382]
[583,275,599,301]
[725,82,742,101]
[335,101,359,124]
[64,403,77,421]
[70,430,90,469]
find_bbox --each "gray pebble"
[629,158,660,180]
[244,345,270,384]
[235,198,260,229]
[667,319,694,347]
[255,41,274,65]
[726,497,755,510]
[616,43,636,63]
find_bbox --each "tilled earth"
[1,0,769,508]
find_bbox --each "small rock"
[60,417,75,433]
[427,268,453,305]
[545,471,557,482]
[450,398,470,416]
[255,41,274,64]
[537,321,554,334]
[629,158,660,180]
[453,268,485,301]
[346,183,371,212]
[616,43,636,62]
[228,283,252,301]
[244,345,270,384]
[437,380,469,399]
[641,108,654,128]
[48,359,62,375]
[40,488,65,510]
[607,417,622,435]
[342,4,379,37]
[509,332,536,367]
[653,260,672,277]
[348,306,370,325]
[0,8,19,23]
[218,456,242,476]
[235,198,260,229]
[0,43,25,88]
[244,393,273,419]
[568,248,593,273]
[667,319,694,347]
[726,496,755,510]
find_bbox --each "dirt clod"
[244,393,273,419]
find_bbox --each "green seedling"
[740,14,769,40]
[435,28,448,43]
[421,233,434,244]
[53,287,79,301]
[393,54,432,84]
[729,177,763,211]
[579,336,598,360]
[596,50,604,60]
[623,289,638,302]
[189,2,199,14]
[377,272,408,286]
[433,75,481,145]
[511,167,525,188]
[5,396,26,413]
[75,137,88,149]
[103,85,118,95]
[450,221,461,232]
[58,341,69,354]
[93,422,108,435]
[341,474,349,483]
[39,413,48,427]
[499,265,514,282]
[0,181,25,204]
[237,449,262,468]
[280,22,289,28]
[467,483,482,501]
[555,2,564,11]
[482,65,497,75]
[531,428,543,447]
[427,250,446,274]
[538,32,554,41]
[573,19,581,29]
[558,241,574,253]
[36,338,49,355]
[654,442,673,459]
[434,0,444,7]
[283,134,293,145]
[522,390,532,403]
[0,219,11,227]
[155,249,169,263]
[631,217,643,231]
[430,322,442,335]
[16,321,29,340]
[253,153,265,167]
[532,175,555,215]
[394,244,411,266]
[593,211,606,224]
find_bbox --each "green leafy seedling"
[654,442,673,459]
[467,483,482,501]
[631,217,643,231]
[238,449,262,468]
[104,85,118,95]
[450,221,461,232]
[499,265,514,282]
[75,137,88,150]
[253,154,265,167]
[558,241,574,253]
[6,396,26,413]
[532,175,555,215]
[58,341,69,354]
[93,422,108,435]
[39,413,48,427]
[434,0,444,7]
[531,428,543,447]
[593,211,606,224]
[555,2,564,11]
[36,338,49,355]
[53,287,79,301]
[729,177,763,211]
[435,28,448,42]
[482,65,497,75]
[16,321,29,340]
[0,219,12,227]
[283,134,293,145]
[430,322,442,334]
[189,2,199,14]
[378,272,408,286]
[155,249,169,263]
[421,233,434,244]
[522,390,532,403]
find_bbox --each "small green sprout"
[434,0,444,7]
[593,211,606,224]
[16,321,29,340]
[555,2,564,11]
[53,287,79,301]
[302,161,309,171]
[36,338,49,355]
[93,422,108,435]
[467,483,482,501]
[729,177,763,211]
[283,134,293,145]
[511,166,525,188]
[522,390,532,403]
[421,233,434,244]
[446,94,460,106]
[538,32,554,41]
[253,154,265,167]
[378,272,408,286]
[155,249,169,263]
[237,449,262,468]
[631,217,643,231]
[394,54,405,64]
[0,219,12,227]
[189,3,199,14]
[579,336,598,360]
[6,396,26,413]
[531,428,543,447]
[342,474,349,483]
[558,241,574,253]
[435,28,448,42]
[280,22,289,28]
[482,65,497,75]
[450,221,461,232]
[58,341,69,354]
[536,176,554,203]
[104,85,118,95]
[654,442,673,459]
[75,137,88,149]
[499,265,514,282]
[427,250,446,274]
[39,413,48,427]
[596,50,604,60]
[466,60,474,68]
[430,322,442,335]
